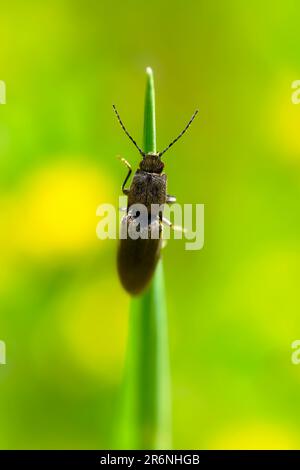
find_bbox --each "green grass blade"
[144,67,157,153]
[115,67,172,450]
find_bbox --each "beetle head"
[139,152,164,173]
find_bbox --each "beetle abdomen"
[117,218,162,296]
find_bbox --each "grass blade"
[115,67,172,450]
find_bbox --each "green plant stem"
[144,67,156,153]
[116,68,171,450]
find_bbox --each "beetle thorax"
[139,152,164,173]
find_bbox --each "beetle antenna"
[158,109,199,157]
[113,105,145,156]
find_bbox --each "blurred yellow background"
[0,0,300,449]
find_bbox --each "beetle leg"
[166,194,176,204]
[118,156,132,194]
[160,224,168,249]
[162,217,186,233]
[162,239,168,249]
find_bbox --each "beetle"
[113,104,198,295]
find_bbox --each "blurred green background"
[1,0,300,449]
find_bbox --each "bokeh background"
[0,0,300,449]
